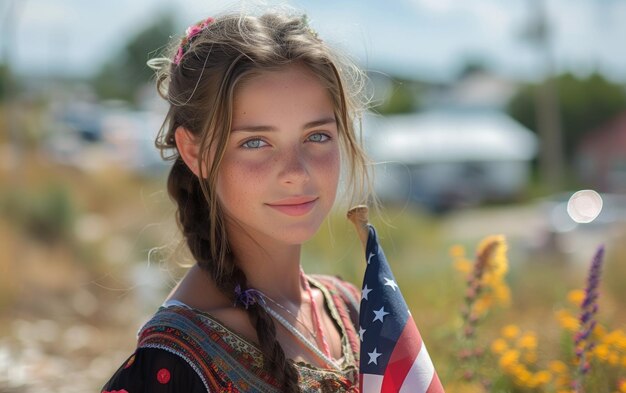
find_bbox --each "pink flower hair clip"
[173,17,215,66]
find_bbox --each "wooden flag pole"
[347,204,370,250]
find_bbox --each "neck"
[227,226,305,306]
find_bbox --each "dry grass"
[1,148,624,392]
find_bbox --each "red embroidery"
[157,368,171,384]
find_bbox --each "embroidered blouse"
[101,275,361,393]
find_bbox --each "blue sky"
[3,0,626,82]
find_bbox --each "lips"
[266,196,318,216]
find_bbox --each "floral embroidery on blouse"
[107,274,361,392]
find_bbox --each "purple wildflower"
[573,245,605,393]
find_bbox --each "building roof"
[363,109,538,163]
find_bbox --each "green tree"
[92,12,176,104]
[372,78,421,115]
[0,63,8,102]
[508,73,626,162]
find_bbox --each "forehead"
[231,64,335,128]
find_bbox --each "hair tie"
[234,284,266,309]
[174,17,215,65]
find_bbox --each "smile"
[266,197,318,217]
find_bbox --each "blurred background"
[1,0,625,391]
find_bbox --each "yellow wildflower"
[592,324,607,339]
[502,324,520,339]
[604,329,626,348]
[567,289,585,306]
[533,370,552,385]
[477,235,508,276]
[473,297,491,316]
[514,367,533,387]
[555,309,579,332]
[454,258,472,274]
[491,338,508,355]
[535,370,552,385]
[499,349,520,371]
[493,281,511,306]
[450,244,465,258]
[594,344,610,361]
[548,360,568,374]
[517,332,538,350]
[618,379,626,393]
[482,271,497,285]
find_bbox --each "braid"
[226,267,301,392]
[167,158,301,392]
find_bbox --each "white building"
[363,109,538,212]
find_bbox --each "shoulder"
[309,274,360,324]
[106,306,258,393]
[310,274,360,304]
[131,306,280,391]
[101,347,207,393]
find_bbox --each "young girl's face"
[216,64,340,246]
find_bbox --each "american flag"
[359,224,444,392]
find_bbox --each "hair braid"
[227,267,301,392]
[167,158,301,392]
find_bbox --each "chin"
[274,221,324,245]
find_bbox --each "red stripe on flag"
[380,315,423,391]
[426,370,445,393]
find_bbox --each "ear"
[174,126,203,178]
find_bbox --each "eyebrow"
[231,117,336,133]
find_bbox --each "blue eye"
[241,138,267,149]
[308,133,331,143]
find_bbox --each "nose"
[277,146,310,185]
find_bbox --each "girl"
[102,9,371,393]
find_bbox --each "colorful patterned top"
[102,274,361,393]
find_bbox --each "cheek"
[316,146,341,190]
[216,155,278,211]
[216,159,258,205]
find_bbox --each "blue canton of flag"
[359,225,444,392]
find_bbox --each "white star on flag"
[383,277,399,291]
[372,306,389,323]
[368,348,382,365]
[356,223,444,392]
[362,285,372,301]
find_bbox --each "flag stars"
[368,348,382,365]
[373,306,390,323]
[362,285,372,301]
[383,277,399,291]
[359,326,366,342]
